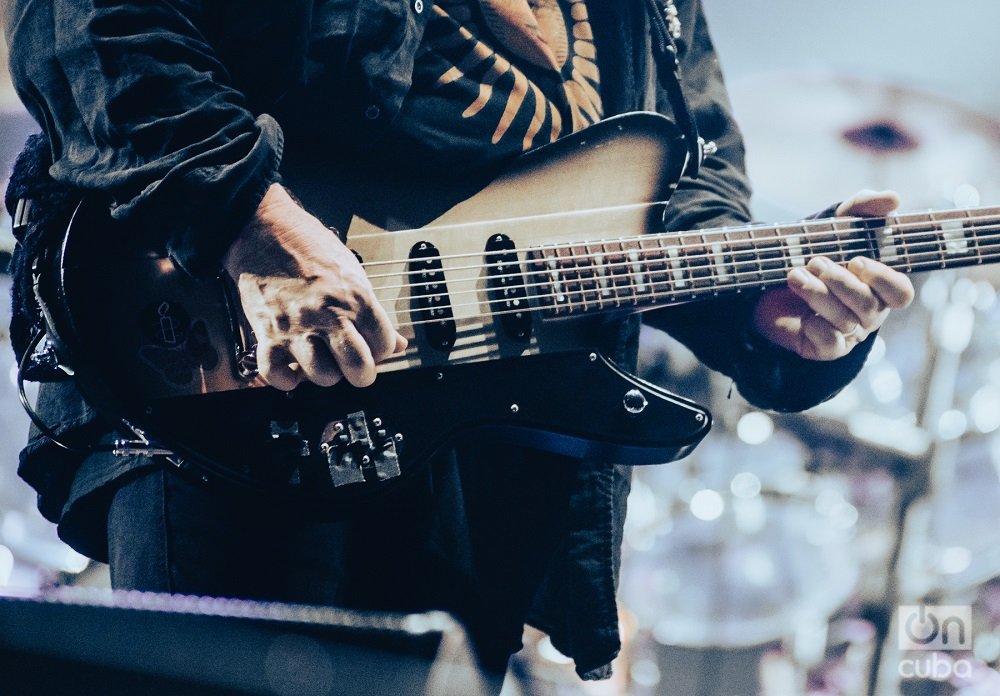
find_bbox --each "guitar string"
[354,203,1000,266]
[362,212,1000,277]
[365,220,880,282]
[389,245,1000,331]
[359,209,1000,273]
[366,214,1000,295]
[369,224,1000,298]
[380,238,874,302]
[382,233,1000,324]
[369,221,1000,301]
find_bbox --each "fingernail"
[788,268,809,288]
[809,257,830,272]
[849,257,866,273]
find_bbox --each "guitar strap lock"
[642,0,715,178]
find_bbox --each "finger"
[325,319,377,387]
[355,297,403,363]
[393,332,408,355]
[847,257,915,310]
[835,190,900,218]
[806,257,885,330]
[800,313,848,361]
[787,264,860,334]
[258,342,304,391]
[288,333,343,387]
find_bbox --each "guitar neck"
[528,205,1000,314]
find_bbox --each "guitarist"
[3,0,913,686]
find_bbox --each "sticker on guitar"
[139,301,219,386]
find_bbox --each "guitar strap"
[641,0,715,178]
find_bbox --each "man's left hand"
[751,190,916,361]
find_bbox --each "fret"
[717,225,754,285]
[622,239,649,299]
[888,214,912,272]
[590,243,609,307]
[613,240,636,304]
[709,236,732,280]
[930,209,976,268]
[968,206,1000,268]
[972,207,1000,265]
[545,248,569,314]
[718,225,757,292]
[681,232,713,295]
[898,213,943,270]
[651,235,676,301]
[831,218,852,266]
[567,243,593,312]
[958,207,990,266]
[541,246,568,314]
[637,236,664,302]
[966,209,983,265]
[664,237,688,292]
[589,246,612,306]
[784,224,808,268]
[604,241,628,307]
[553,244,578,311]
[801,219,832,268]
[747,225,785,284]
[872,218,901,265]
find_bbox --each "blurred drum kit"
[3,67,1000,693]
[507,73,1000,695]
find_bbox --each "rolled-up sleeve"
[5,0,282,277]
[643,0,873,411]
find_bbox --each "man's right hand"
[223,184,407,391]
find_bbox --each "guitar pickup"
[320,411,402,487]
[484,233,532,340]
[408,241,456,352]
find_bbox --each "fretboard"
[527,206,1000,315]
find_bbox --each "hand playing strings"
[751,190,915,361]
[223,184,407,391]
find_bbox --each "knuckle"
[896,281,916,307]
[816,341,843,361]
[859,293,881,314]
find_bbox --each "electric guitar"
[46,112,1000,507]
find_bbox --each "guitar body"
[50,112,711,506]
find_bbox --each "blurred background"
[2,1,999,695]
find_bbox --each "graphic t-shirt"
[397,0,603,160]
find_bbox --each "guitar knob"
[623,389,648,415]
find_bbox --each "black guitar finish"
[142,350,709,506]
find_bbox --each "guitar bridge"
[320,411,402,487]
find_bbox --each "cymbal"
[727,71,1000,217]
[620,433,860,648]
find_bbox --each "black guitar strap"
[641,0,715,178]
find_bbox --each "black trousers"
[106,456,572,683]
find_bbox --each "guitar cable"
[16,328,116,455]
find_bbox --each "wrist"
[223,184,303,276]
